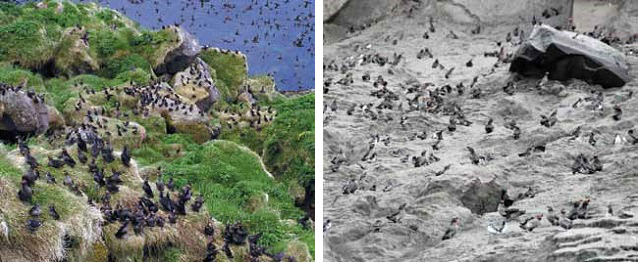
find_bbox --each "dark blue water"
[76,0,315,91]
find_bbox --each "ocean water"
[74,0,316,91]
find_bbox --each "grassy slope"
[220,94,315,188]
[0,0,314,260]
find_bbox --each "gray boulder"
[0,89,49,135]
[422,175,502,215]
[510,25,630,88]
[155,26,201,75]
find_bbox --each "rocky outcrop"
[141,82,215,143]
[324,0,573,38]
[545,217,638,262]
[510,25,630,88]
[421,175,502,215]
[0,88,49,136]
[325,0,402,28]
[237,90,256,105]
[154,26,201,75]
[172,58,220,112]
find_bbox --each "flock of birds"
[323,5,638,245]
[1,76,299,261]
[98,0,315,90]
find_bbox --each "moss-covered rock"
[200,48,248,102]
[54,27,100,76]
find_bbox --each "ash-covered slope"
[323,1,638,261]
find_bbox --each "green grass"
[0,65,45,91]
[263,94,315,186]
[220,93,315,187]
[213,94,315,253]
[0,1,177,78]
[161,140,311,251]
[0,19,55,68]
[158,247,182,262]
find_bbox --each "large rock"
[423,175,502,215]
[154,26,201,75]
[0,89,49,136]
[172,58,220,112]
[146,82,216,143]
[510,25,630,88]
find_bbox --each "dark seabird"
[49,205,60,220]
[442,217,459,240]
[613,105,622,121]
[25,153,39,169]
[567,200,581,220]
[77,148,87,164]
[29,204,41,217]
[167,177,175,191]
[142,179,154,198]
[22,168,38,186]
[192,194,204,212]
[540,110,557,128]
[45,172,56,184]
[18,180,33,202]
[485,117,494,134]
[26,219,41,232]
[498,200,525,220]
[121,146,131,167]
[577,199,590,219]
[204,220,215,236]
[115,221,129,238]
[323,219,332,232]
[60,149,76,167]
[467,147,480,165]
[48,156,65,169]
[203,241,219,262]
[519,214,542,232]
